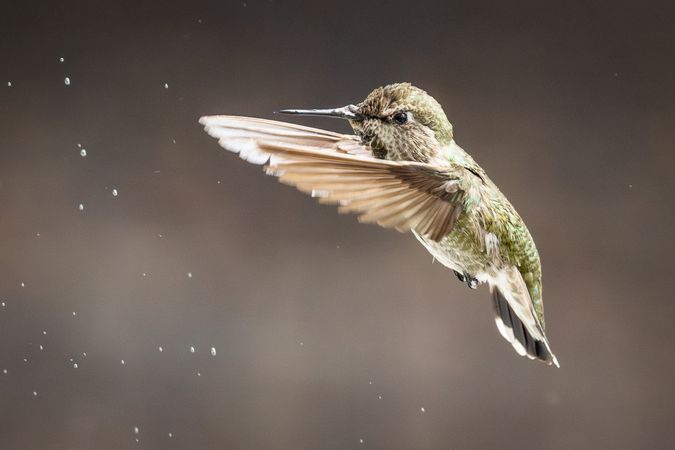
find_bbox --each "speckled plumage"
[200,82,558,366]
[352,84,546,325]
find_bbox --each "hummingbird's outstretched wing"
[200,115,470,241]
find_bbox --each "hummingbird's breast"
[413,211,495,280]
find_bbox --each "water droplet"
[133,426,140,434]
[80,148,87,157]
[32,391,38,397]
[39,344,44,351]
[20,282,25,287]
[78,203,84,211]
[158,346,163,352]
[359,438,364,444]
[420,407,425,412]
[72,311,77,316]
[2,369,7,374]
[368,380,373,385]
[120,359,125,365]
[42,331,47,335]
[77,143,82,148]
[1,302,5,307]
[7,81,11,87]
[196,371,201,377]
[299,341,304,346]
[189,346,195,353]
[112,188,118,197]
[59,57,64,63]
[163,83,169,89]
[82,352,87,357]
[168,432,173,438]
[187,272,193,278]
[73,363,78,369]
[64,77,71,86]
[377,394,382,400]
[210,347,216,356]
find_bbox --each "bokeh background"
[1,1,673,448]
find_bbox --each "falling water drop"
[64,77,71,86]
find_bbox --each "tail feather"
[491,284,559,367]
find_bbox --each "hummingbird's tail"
[489,271,559,367]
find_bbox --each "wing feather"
[200,115,472,242]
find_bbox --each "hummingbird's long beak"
[278,104,363,120]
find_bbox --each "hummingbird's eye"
[392,112,409,124]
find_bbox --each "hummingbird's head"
[280,83,453,163]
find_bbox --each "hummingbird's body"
[200,83,558,366]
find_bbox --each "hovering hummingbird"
[200,83,559,367]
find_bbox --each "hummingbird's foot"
[466,276,479,289]
[454,270,479,289]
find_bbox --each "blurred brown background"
[0,1,673,449]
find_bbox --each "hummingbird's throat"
[353,120,439,163]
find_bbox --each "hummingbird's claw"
[455,270,478,289]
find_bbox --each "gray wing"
[200,115,470,241]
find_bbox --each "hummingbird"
[200,83,559,367]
